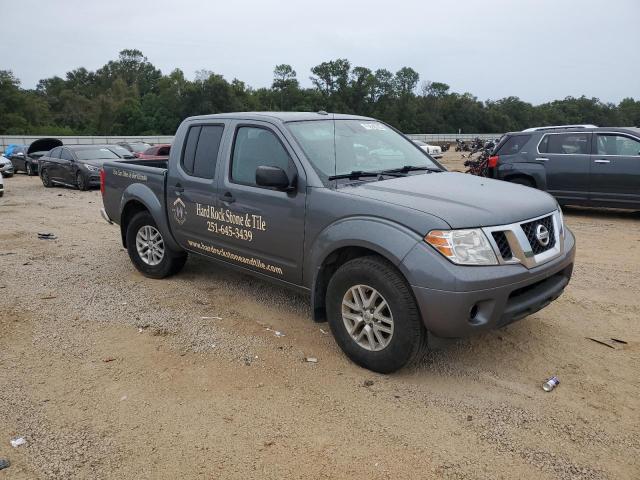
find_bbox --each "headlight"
[557,206,565,238]
[425,229,498,265]
[84,164,99,172]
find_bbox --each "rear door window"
[596,134,640,156]
[181,125,224,179]
[495,135,531,155]
[539,133,590,155]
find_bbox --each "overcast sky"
[2,0,638,104]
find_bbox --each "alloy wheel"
[341,284,394,351]
[135,225,165,266]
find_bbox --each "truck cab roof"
[184,111,375,124]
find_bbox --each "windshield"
[128,143,151,153]
[287,120,440,180]
[75,147,120,161]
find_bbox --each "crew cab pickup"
[100,112,576,373]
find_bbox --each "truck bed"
[101,159,168,226]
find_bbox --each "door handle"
[222,192,235,204]
[594,159,611,164]
[535,157,549,162]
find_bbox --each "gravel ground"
[0,159,639,479]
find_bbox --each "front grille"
[521,215,555,255]
[492,231,513,260]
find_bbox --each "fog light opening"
[469,304,480,324]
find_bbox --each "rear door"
[167,122,227,249]
[43,147,62,180]
[537,132,592,204]
[589,132,640,207]
[215,121,306,285]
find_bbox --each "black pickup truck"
[101,112,575,372]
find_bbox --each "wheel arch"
[308,218,421,322]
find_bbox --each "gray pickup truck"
[101,112,575,373]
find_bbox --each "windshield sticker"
[360,123,387,131]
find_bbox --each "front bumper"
[409,229,576,338]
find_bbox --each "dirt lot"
[1,154,638,479]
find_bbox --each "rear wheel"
[126,211,187,279]
[41,169,53,188]
[326,256,428,373]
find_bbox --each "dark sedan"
[39,145,122,190]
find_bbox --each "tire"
[41,169,53,188]
[126,211,187,279]
[26,163,35,176]
[509,177,535,188]
[326,256,428,373]
[76,171,89,191]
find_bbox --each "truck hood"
[341,172,558,228]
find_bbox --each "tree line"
[1,49,639,136]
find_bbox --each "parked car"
[137,144,171,160]
[39,145,122,190]
[489,125,640,209]
[0,155,14,177]
[105,144,137,159]
[8,138,63,175]
[117,142,152,157]
[100,112,575,373]
[412,140,443,159]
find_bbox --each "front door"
[215,122,306,285]
[537,132,592,204]
[166,122,227,249]
[58,148,76,184]
[589,132,640,207]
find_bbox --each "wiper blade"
[382,165,441,174]
[328,170,383,181]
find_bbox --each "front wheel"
[126,211,187,279]
[326,256,428,373]
[26,163,35,176]
[76,171,88,191]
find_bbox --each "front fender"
[498,162,548,190]
[119,183,181,252]
[306,216,422,285]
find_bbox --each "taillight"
[488,155,499,168]
[99,168,106,195]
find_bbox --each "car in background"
[0,155,14,177]
[412,140,443,159]
[105,144,137,159]
[117,141,152,157]
[38,145,122,190]
[137,144,171,160]
[489,125,640,209]
[7,138,63,176]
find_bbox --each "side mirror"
[255,165,294,191]
[15,152,25,157]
